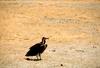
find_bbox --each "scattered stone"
[75,50,84,52]
[60,64,63,66]
[93,46,97,48]
[52,50,56,52]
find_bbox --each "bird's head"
[42,37,49,40]
[41,37,49,44]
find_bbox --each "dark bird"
[25,37,49,60]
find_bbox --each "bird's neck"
[41,39,46,44]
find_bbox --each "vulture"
[25,37,49,60]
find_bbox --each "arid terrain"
[0,0,100,68]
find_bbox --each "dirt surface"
[0,0,100,68]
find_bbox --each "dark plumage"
[25,37,49,60]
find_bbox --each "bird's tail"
[25,51,31,56]
[25,53,28,56]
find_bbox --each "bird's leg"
[36,55,39,60]
[39,53,42,60]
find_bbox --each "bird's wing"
[29,43,41,49]
[39,44,48,53]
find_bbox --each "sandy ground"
[0,0,100,68]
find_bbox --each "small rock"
[93,46,97,48]
[52,50,56,52]
[60,64,63,66]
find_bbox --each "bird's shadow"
[25,58,41,61]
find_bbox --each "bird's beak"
[45,38,49,39]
